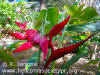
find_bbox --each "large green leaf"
[60,45,89,74]
[82,58,100,69]
[66,22,100,32]
[61,52,88,70]
[44,7,59,34]
[90,36,100,42]
[33,7,59,34]
[80,7,98,21]
[0,50,16,68]
[33,9,47,29]
[64,4,98,24]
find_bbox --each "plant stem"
[46,49,51,62]
[38,50,41,67]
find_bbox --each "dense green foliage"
[0,1,32,29]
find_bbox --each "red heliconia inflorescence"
[10,21,49,61]
[25,29,38,42]
[37,15,97,75]
[44,33,96,69]
[10,21,41,53]
[39,15,96,72]
[10,15,97,73]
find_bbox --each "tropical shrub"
[0,1,32,30]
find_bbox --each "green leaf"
[98,63,100,71]
[0,46,4,49]
[80,35,86,40]
[40,9,47,19]
[66,22,100,32]
[81,7,98,21]
[86,60,98,65]
[33,7,59,34]
[0,50,16,68]
[64,5,98,24]
[33,9,47,29]
[61,46,89,72]
[6,40,26,50]
[96,72,100,75]
[82,58,100,69]
[45,7,59,34]
[61,52,88,70]
[90,36,100,42]
[73,0,80,6]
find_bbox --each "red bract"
[15,21,27,31]
[33,33,41,44]
[40,35,48,61]
[49,15,70,39]
[10,33,26,40]
[44,33,96,69]
[13,42,33,53]
[25,29,38,42]
[48,16,70,52]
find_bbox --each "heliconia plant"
[10,16,70,60]
[9,15,97,75]
[10,21,41,53]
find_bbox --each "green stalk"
[37,49,41,67]
[46,49,51,62]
